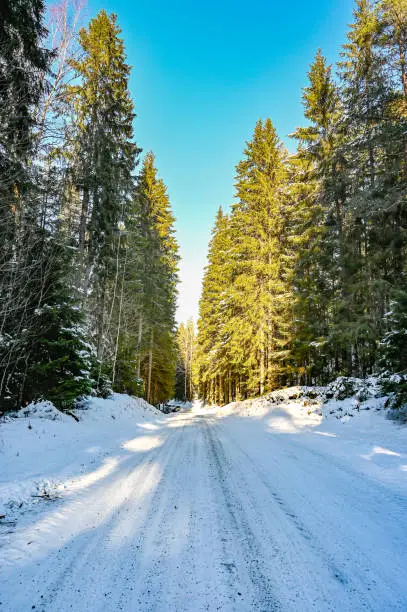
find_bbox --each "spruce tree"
[335,1,392,375]
[63,10,139,370]
[0,0,51,182]
[0,0,54,409]
[291,51,347,381]
[287,154,327,383]
[197,207,235,403]
[117,153,179,405]
[19,238,94,411]
[377,0,407,279]
[175,320,196,402]
[229,119,293,395]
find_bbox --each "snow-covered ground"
[0,394,162,521]
[1,386,407,610]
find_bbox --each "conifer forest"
[0,1,179,410]
[1,0,407,414]
[3,3,407,611]
[197,1,407,409]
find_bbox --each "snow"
[166,399,193,409]
[1,384,407,610]
[0,394,163,521]
[213,383,407,494]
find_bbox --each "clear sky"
[86,0,355,323]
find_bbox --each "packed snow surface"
[1,387,407,610]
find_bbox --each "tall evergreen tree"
[336,0,396,376]
[16,236,94,411]
[117,153,179,405]
[63,10,139,371]
[175,319,196,402]
[198,121,294,402]
[287,153,326,383]
[0,0,51,182]
[229,119,293,395]
[0,0,55,409]
[291,50,349,381]
[197,207,235,404]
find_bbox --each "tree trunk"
[147,330,153,404]
[136,314,143,379]
[112,246,127,386]
[259,328,265,396]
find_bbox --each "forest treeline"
[0,0,179,410]
[174,319,196,402]
[3,0,407,414]
[197,0,407,406]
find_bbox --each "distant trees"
[197,0,407,403]
[0,2,179,411]
[175,319,196,402]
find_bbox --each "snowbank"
[2,379,406,526]
[0,394,164,521]
[214,378,407,494]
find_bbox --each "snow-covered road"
[1,401,407,611]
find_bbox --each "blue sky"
[86,0,355,322]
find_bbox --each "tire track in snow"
[110,416,197,611]
[100,421,189,611]
[122,419,191,611]
[214,420,351,585]
[203,416,368,611]
[202,418,282,612]
[126,416,241,611]
[213,416,407,611]
[9,426,178,612]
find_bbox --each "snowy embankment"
[2,378,406,525]
[1,380,407,610]
[209,376,407,494]
[0,394,163,521]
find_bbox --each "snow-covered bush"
[380,373,407,423]
[323,376,379,402]
[386,402,407,423]
[378,288,407,421]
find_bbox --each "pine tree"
[197,120,295,401]
[19,238,95,411]
[0,0,55,409]
[291,50,348,381]
[117,153,179,405]
[198,122,295,401]
[287,153,327,383]
[63,10,139,372]
[0,161,96,411]
[335,0,395,376]
[0,0,52,309]
[229,119,293,395]
[175,319,196,401]
[0,0,51,182]
[377,0,407,279]
[197,207,235,404]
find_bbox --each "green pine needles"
[197,0,407,406]
[0,6,178,411]
[2,0,407,413]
